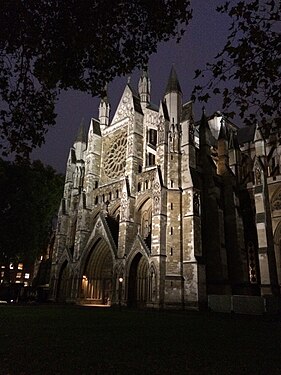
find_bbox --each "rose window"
[103,135,127,179]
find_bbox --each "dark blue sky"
[32,1,231,173]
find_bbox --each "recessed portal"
[127,253,149,308]
[83,239,113,305]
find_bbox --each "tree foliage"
[0,0,192,158]
[192,0,281,128]
[0,159,64,263]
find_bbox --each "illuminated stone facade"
[49,67,281,311]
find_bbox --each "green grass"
[0,305,281,375]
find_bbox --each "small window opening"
[148,153,156,166]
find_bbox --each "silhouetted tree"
[0,0,192,158]
[192,0,281,129]
[0,159,64,264]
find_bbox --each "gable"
[111,85,142,124]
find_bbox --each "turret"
[164,66,182,125]
[84,118,102,193]
[72,121,87,191]
[99,87,110,130]
[74,120,87,161]
[138,67,151,105]
[254,122,266,158]
[63,148,76,212]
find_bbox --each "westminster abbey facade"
[49,67,281,313]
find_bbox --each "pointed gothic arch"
[108,202,121,219]
[127,252,149,307]
[126,236,151,307]
[271,188,281,214]
[81,238,114,304]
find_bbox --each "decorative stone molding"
[272,189,281,211]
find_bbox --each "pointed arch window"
[148,129,157,147]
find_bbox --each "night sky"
[31,1,232,173]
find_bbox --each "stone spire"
[75,119,87,144]
[164,65,182,95]
[164,65,182,124]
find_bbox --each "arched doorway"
[82,239,114,305]
[57,260,69,302]
[127,253,149,308]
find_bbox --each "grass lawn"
[0,305,281,375]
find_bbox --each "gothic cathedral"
[49,67,281,313]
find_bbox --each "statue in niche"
[193,192,200,216]
[143,219,149,238]
[255,166,262,185]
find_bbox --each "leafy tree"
[192,0,281,129]
[0,0,192,158]
[0,159,64,264]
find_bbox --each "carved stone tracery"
[103,129,127,180]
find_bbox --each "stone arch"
[135,192,152,211]
[80,237,114,305]
[109,202,120,220]
[273,221,281,284]
[271,188,281,213]
[127,252,149,308]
